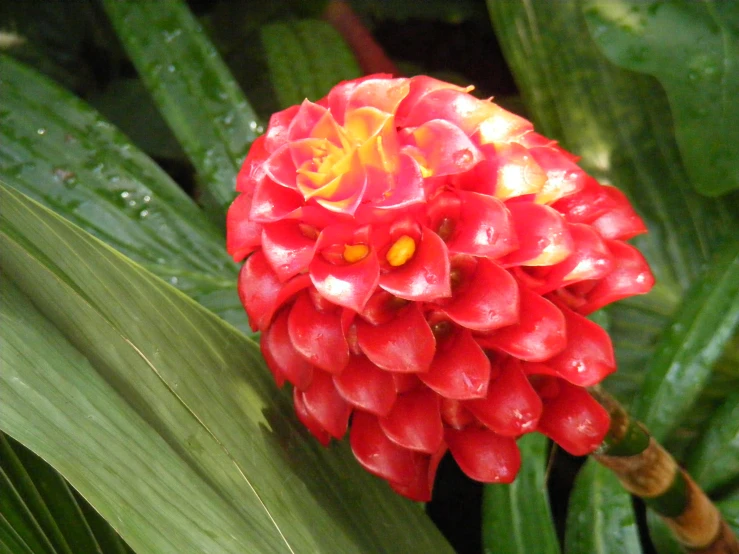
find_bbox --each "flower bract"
[227,74,654,501]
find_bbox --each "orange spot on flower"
[344,243,369,263]
[386,235,416,267]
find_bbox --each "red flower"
[227,75,654,501]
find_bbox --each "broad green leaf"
[261,19,361,109]
[686,393,739,494]
[718,488,739,537]
[0,183,453,554]
[101,0,262,217]
[0,55,249,335]
[348,0,485,23]
[482,434,559,554]
[1,433,131,554]
[646,511,685,554]
[633,240,739,442]
[583,0,739,196]
[486,0,739,408]
[564,459,642,554]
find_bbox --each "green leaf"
[583,0,739,196]
[485,0,739,409]
[633,240,739,442]
[646,510,685,554]
[482,434,560,554]
[101,0,262,216]
[717,487,739,537]
[0,183,453,554]
[564,459,642,554]
[686,393,739,494]
[0,55,250,335]
[261,19,361,109]
[1,432,133,554]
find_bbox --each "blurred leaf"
[718,488,739,536]
[481,434,559,554]
[0,432,134,554]
[0,55,250,335]
[261,19,361,109]
[583,0,739,196]
[686,392,739,494]
[485,0,739,409]
[101,0,262,218]
[0,183,453,554]
[564,459,642,554]
[646,510,685,554]
[633,240,739,442]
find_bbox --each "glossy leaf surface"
[0,183,453,554]
[583,0,739,196]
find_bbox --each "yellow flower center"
[343,243,369,263]
[386,235,416,267]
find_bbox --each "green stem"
[590,388,739,553]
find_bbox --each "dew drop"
[37,128,46,135]
[454,149,474,167]
[139,209,149,218]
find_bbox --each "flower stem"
[590,388,738,553]
[323,0,400,76]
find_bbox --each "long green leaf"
[717,488,739,537]
[482,434,559,554]
[261,19,361,109]
[633,240,739,442]
[101,0,261,216]
[0,55,249,335]
[0,433,107,554]
[564,459,642,554]
[583,0,739,196]
[686,393,739,494]
[646,510,685,554]
[0,183,453,554]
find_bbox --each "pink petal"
[466,357,542,436]
[380,388,444,453]
[333,355,397,416]
[309,251,380,313]
[421,327,490,399]
[250,177,303,222]
[236,135,269,193]
[286,100,333,142]
[446,427,521,483]
[537,381,610,456]
[533,223,614,294]
[409,119,483,176]
[264,143,300,190]
[324,74,394,125]
[261,309,314,390]
[578,240,655,314]
[264,105,299,151]
[552,176,616,224]
[395,76,467,124]
[389,444,447,502]
[302,369,352,440]
[476,287,567,362]
[437,257,520,332]
[440,398,475,429]
[379,227,451,301]
[262,221,316,281]
[527,146,587,204]
[545,305,615,386]
[499,202,574,267]
[293,388,331,446]
[238,251,282,331]
[446,191,518,258]
[347,77,410,115]
[356,304,436,373]
[288,292,350,374]
[350,411,425,485]
[226,192,263,262]
[591,186,648,240]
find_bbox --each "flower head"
[227,75,654,501]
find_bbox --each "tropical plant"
[1,1,737,553]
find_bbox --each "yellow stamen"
[343,243,369,263]
[386,235,416,267]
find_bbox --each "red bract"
[226,74,655,501]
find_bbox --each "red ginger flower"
[227,75,654,501]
